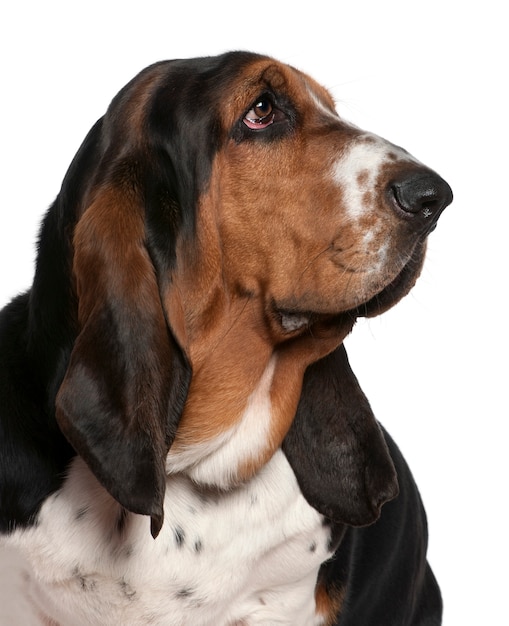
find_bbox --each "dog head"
[48,52,452,536]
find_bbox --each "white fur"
[330,133,424,288]
[306,87,338,123]
[333,133,418,221]
[3,453,331,625]
[2,358,332,625]
[0,547,44,625]
[166,357,276,488]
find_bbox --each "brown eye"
[253,98,272,119]
[243,96,275,130]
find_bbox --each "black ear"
[282,343,398,526]
[56,186,191,538]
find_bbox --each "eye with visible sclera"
[243,97,275,130]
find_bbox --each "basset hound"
[0,51,453,625]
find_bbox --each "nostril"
[390,172,453,225]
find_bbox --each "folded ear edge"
[283,344,399,528]
[55,342,191,538]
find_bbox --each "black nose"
[390,171,453,232]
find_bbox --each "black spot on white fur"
[116,508,128,535]
[194,539,203,553]
[72,567,96,592]
[119,579,137,601]
[75,506,89,521]
[174,526,185,547]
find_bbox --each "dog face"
[47,52,452,536]
[210,60,447,323]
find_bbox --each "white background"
[1,1,506,624]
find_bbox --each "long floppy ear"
[56,183,191,538]
[282,343,398,526]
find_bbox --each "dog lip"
[272,306,339,335]
[278,311,311,333]
[351,256,423,318]
[273,235,426,326]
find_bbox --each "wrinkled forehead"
[217,56,338,129]
[104,53,340,147]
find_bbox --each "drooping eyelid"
[231,90,296,142]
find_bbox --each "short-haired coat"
[0,51,452,625]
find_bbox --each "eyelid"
[244,112,274,130]
[242,92,291,132]
[235,92,293,141]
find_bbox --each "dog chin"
[353,245,427,318]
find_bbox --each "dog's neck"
[166,286,353,488]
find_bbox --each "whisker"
[296,244,334,283]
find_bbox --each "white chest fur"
[4,451,333,625]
